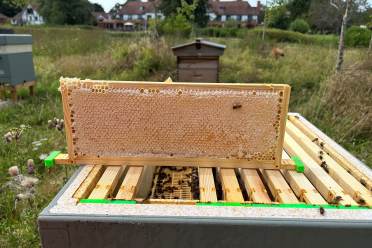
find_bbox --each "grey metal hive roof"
[0,34,33,45]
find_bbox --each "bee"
[233,103,242,110]
[331,196,343,205]
[360,179,367,187]
[320,161,329,174]
[358,198,366,205]
[319,207,325,215]
[312,138,319,142]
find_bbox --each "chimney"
[257,1,262,11]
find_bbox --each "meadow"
[0,26,371,247]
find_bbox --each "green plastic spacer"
[79,199,137,204]
[292,156,305,173]
[44,151,62,168]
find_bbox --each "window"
[139,6,144,11]
[236,15,241,21]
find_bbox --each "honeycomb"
[150,167,197,200]
[60,78,289,163]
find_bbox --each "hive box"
[38,113,372,248]
[0,34,35,86]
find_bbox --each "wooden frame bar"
[284,133,358,206]
[53,153,297,170]
[115,166,144,200]
[59,78,291,170]
[88,166,125,199]
[281,151,327,205]
[219,169,244,203]
[286,121,372,206]
[73,165,105,200]
[288,115,372,191]
[241,169,271,204]
[262,169,299,204]
[198,168,218,202]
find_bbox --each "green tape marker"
[197,202,369,210]
[44,151,61,168]
[79,199,137,204]
[292,156,305,173]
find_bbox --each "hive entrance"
[59,78,291,169]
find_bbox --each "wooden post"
[0,85,4,100]
[29,85,34,96]
[334,0,352,72]
[10,87,17,102]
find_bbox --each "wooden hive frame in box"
[45,78,372,208]
[53,78,297,171]
[46,114,372,208]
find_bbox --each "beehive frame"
[59,78,291,169]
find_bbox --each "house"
[208,0,262,27]
[115,0,164,30]
[0,13,9,25]
[92,12,116,29]
[94,0,261,31]
[11,4,44,25]
[118,0,164,23]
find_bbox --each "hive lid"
[59,78,290,168]
[172,38,226,57]
[0,34,33,46]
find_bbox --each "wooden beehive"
[172,39,225,83]
[39,80,372,248]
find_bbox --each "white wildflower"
[8,166,20,177]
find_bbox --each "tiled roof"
[118,1,159,15]
[208,0,258,16]
[118,0,259,16]
[0,13,9,19]
[12,4,40,20]
[92,11,110,20]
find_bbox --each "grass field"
[0,26,371,247]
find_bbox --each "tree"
[91,3,104,12]
[38,0,94,25]
[308,0,343,33]
[266,3,291,29]
[0,0,28,17]
[287,0,311,19]
[369,15,372,54]
[331,0,353,72]
[159,0,208,27]
[193,0,208,27]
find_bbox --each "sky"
[89,0,372,12]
